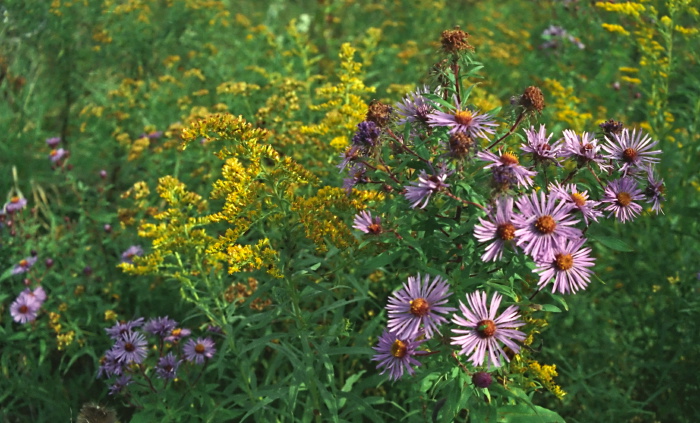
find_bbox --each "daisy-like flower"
[183,337,216,364]
[10,291,41,324]
[49,148,68,163]
[372,329,426,381]
[451,291,526,368]
[112,331,148,364]
[337,145,360,173]
[108,375,133,396]
[352,210,382,234]
[105,317,145,340]
[520,125,561,165]
[155,353,181,380]
[394,85,436,125]
[120,245,144,263]
[97,349,124,379]
[512,191,582,261]
[427,96,499,140]
[602,128,661,175]
[386,273,456,339]
[45,137,62,148]
[11,256,38,275]
[164,327,192,343]
[477,150,537,189]
[343,163,367,195]
[549,182,602,226]
[4,196,27,214]
[473,196,518,262]
[560,130,610,171]
[404,167,452,209]
[20,286,47,309]
[143,316,178,338]
[600,177,644,223]
[644,171,665,215]
[534,238,596,294]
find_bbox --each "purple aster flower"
[643,171,665,215]
[600,177,645,223]
[11,256,38,275]
[427,96,499,140]
[602,128,661,175]
[352,121,381,148]
[164,327,192,343]
[343,163,367,195]
[512,191,583,261]
[183,337,216,364]
[352,210,382,234]
[337,145,360,173]
[560,130,610,171]
[534,237,596,294]
[549,182,602,226]
[21,286,47,307]
[520,125,562,165]
[372,329,426,381]
[4,196,27,214]
[404,167,451,209]
[49,148,68,163]
[10,291,41,324]
[97,349,124,378]
[105,318,145,340]
[451,290,526,368]
[45,137,62,148]
[386,273,456,339]
[156,352,181,380]
[394,85,437,125]
[121,245,144,264]
[477,150,537,189]
[143,316,178,337]
[108,375,133,396]
[474,196,518,262]
[112,331,148,364]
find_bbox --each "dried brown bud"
[366,100,393,127]
[520,86,545,113]
[449,132,475,159]
[599,119,625,137]
[440,27,474,54]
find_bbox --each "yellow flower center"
[391,339,407,358]
[554,253,574,271]
[570,193,586,207]
[535,215,557,234]
[195,343,206,354]
[10,196,20,203]
[476,319,496,338]
[622,147,638,163]
[409,297,430,317]
[454,110,473,126]
[616,192,632,206]
[500,152,519,166]
[497,223,516,241]
[368,223,382,234]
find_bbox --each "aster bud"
[472,372,493,388]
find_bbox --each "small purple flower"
[352,210,382,234]
[549,182,602,226]
[386,273,456,339]
[427,96,499,140]
[21,286,47,306]
[49,148,68,163]
[10,291,41,324]
[183,337,216,364]
[372,329,426,381]
[520,125,561,165]
[477,150,537,189]
[108,375,133,396]
[337,145,360,173]
[147,131,163,139]
[45,137,62,148]
[451,290,526,368]
[4,197,27,214]
[97,349,124,379]
[394,85,436,125]
[404,167,451,209]
[11,256,38,275]
[512,191,582,261]
[121,245,144,264]
[473,196,518,262]
[644,171,665,215]
[343,163,367,195]
[602,128,661,176]
[112,331,148,364]
[143,316,178,337]
[99,169,108,179]
[164,327,192,343]
[560,130,610,171]
[156,353,181,380]
[600,177,645,223]
[534,238,596,294]
[105,318,145,340]
[472,372,493,388]
[351,121,381,148]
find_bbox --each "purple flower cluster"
[98,316,214,395]
[372,274,526,380]
[10,286,47,324]
[3,196,27,214]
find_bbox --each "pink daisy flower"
[473,196,518,262]
[427,96,498,140]
[600,177,645,223]
[534,238,596,294]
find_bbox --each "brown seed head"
[449,132,475,158]
[616,192,632,206]
[599,119,625,136]
[520,86,546,113]
[476,319,496,338]
[440,27,474,54]
[366,100,393,127]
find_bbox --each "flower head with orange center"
[451,290,526,368]
[11,256,37,275]
[387,273,456,339]
[3,196,27,214]
[474,196,519,262]
[549,182,602,226]
[352,210,383,234]
[521,124,562,165]
[560,130,610,172]
[534,238,596,294]
[404,167,452,209]
[600,177,644,223]
[512,191,582,261]
[477,149,538,189]
[602,128,661,176]
[372,329,426,381]
[183,337,216,365]
[427,95,498,140]
[644,170,665,215]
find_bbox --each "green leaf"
[496,403,566,423]
[590,234,634,252]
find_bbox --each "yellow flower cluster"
[595,1,646,18]
[528,361,567,400]
[602,23,631,36]
[543,79,595,130]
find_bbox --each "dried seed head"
[519,86,546,113]
[440,27,474,54]
[366,100,393,127]
[449,132,475,158]
[599,119,625,137]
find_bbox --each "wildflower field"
[2,0,700,422]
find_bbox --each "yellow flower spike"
[602,23,631,36]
